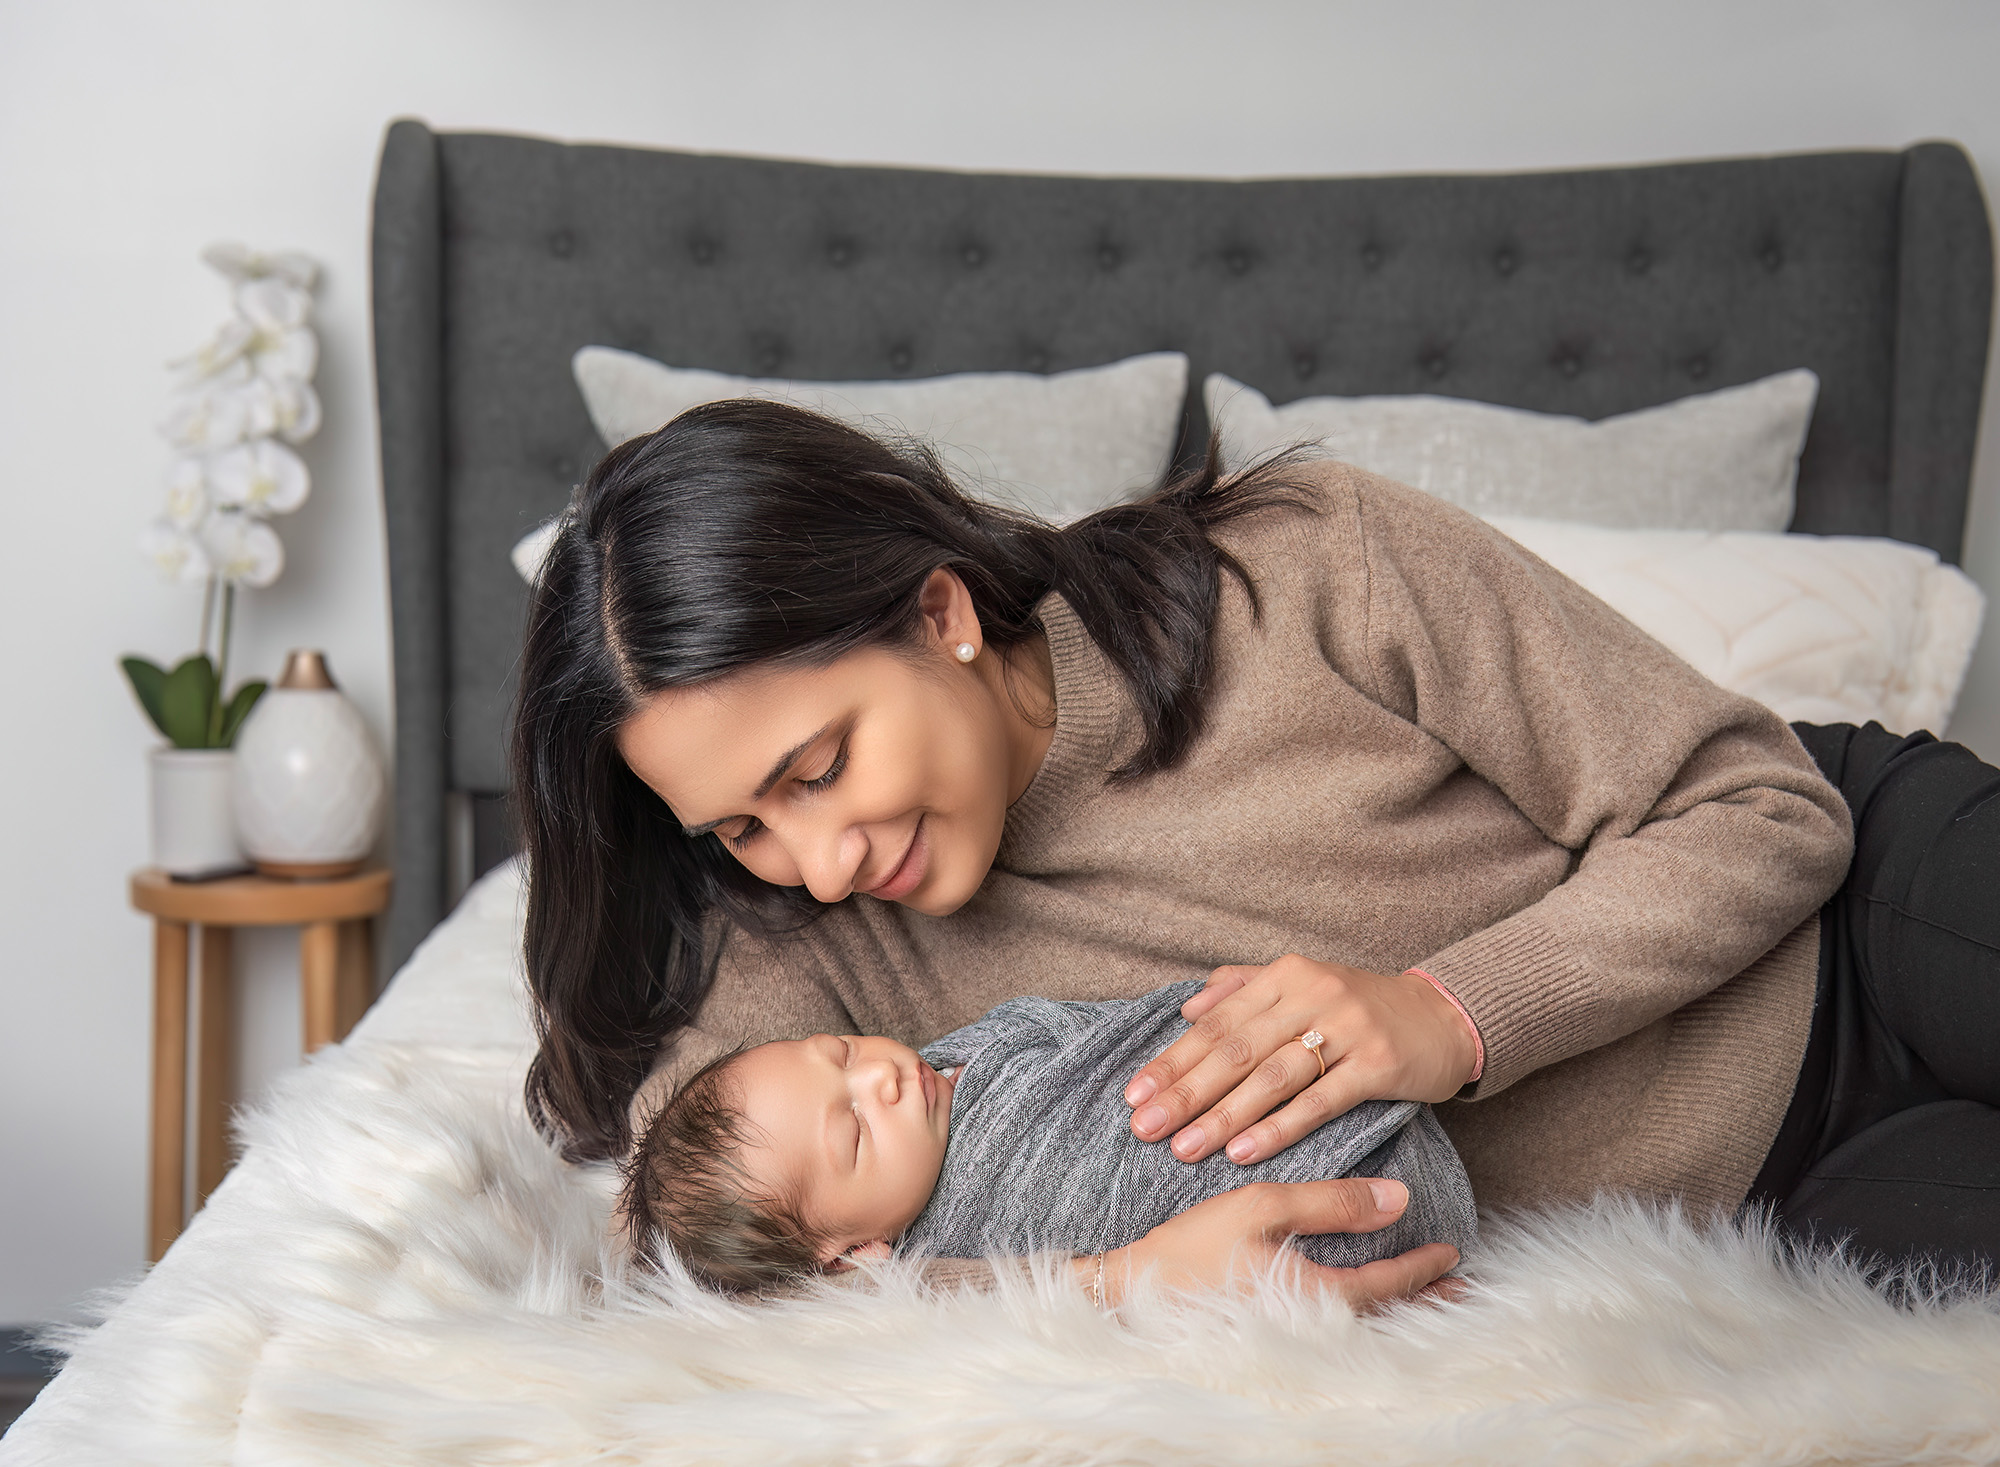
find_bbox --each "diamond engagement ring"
[1296,1030,1326,1078]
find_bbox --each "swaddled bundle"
[625,978,1478,1291]
[904,978,1478,1268]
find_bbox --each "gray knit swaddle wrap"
[901,979,1478,1268]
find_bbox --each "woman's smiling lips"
[862,817,929,902]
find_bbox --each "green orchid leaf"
[120,657,172,740]
[160,655,219,749]
[219,680,267,747]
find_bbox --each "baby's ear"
[822,1239,893,1271]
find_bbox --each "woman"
[514,400,1998,1303]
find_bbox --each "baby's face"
[731,1034,955,1265]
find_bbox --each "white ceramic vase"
[150,747,248,878]
[232,650,386,878]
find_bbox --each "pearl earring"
[954,642,977,663]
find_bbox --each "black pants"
[1746,722,2000,1272]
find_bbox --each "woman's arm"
[1127,469,1854,1162]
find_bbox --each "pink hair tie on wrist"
[1405,967,1484,1083]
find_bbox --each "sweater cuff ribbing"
[1414,914,1600,1098]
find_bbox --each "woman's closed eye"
[717,744,847,850]
[800,744,848,793]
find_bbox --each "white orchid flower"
[253,326,318,383]
[208,439,309,516]
[163,458,208,528]
[202,513,284,587]
[237,278,314,333]
[269,378,322,442]
[160,387,249,451]
[170,317,255,381]
[202,242,319,291]
[141,520,213,585]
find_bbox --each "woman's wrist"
[1404,966,1484,1085]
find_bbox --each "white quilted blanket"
[9,863,2000,1466]
[1486,518,1987,735]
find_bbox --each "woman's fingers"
[1124,970,1279,1113]
[1179,965,1257,1021]
[1130,999,1306,1151]
[1219,1064,1379,1164]
[1301,1243,1462,1312]
[1159,1018,1337,1160]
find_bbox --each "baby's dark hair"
[619,1049,831,1292]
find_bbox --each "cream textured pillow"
[574,347,1188,525]
[1205,369,1818,532]
[1485,515,1987,735]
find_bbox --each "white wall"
[2,0,1996,1324]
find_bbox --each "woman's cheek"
[738,842,803,888]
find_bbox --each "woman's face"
[616,570,1053,916]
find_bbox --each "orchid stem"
[197,575,218,661]
[210,581,236,746]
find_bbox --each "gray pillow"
[1204,368,1818,532]
[574,347,1188,525]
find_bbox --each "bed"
[8,126,1999,1465]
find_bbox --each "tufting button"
[1098,244,1121,270]
[1761,243,1783,271]
[1494,247,1517,276]
[1556,353,1582,378]
[756,345,783,373]
[1628,246,1652,274]
[1687,354,1711,380]
[1028,348,1049,372]
[690,238,715,265]
[962,243,984,267]
[889,345,913,372]
[828,240,853,266]
[1361,243,1383,270]
[1225,248,1250,275]
[1295,351,1317,379]
[1420,350,1448,379]
[549,229,575,258]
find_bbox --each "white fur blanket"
[9,1037,2000,1467]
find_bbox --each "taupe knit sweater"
[637,463,1853,1214]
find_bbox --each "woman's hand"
[1075,1178,1459,1309]
[1125,954,1479,1165]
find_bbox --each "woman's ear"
[916,568,980,660]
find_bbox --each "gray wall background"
[2,0,1996,1325]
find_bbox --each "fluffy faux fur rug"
[10,1041,2000,1466]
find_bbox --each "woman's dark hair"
[621,1051,828,1292]
[513,399,1306,1161]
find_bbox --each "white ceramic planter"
[150,748,247,878]
[231,651,386,878]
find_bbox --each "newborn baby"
[624,978,1478,1291]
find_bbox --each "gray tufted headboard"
[370,119,1992,978]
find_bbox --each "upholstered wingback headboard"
[370,119,1992,976]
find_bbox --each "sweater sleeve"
[1333,474,1852,1098]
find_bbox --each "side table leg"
[149,919,190,1262]
[194,925,234,1205]
[334,918,375,1044]
[301,920,339,1053]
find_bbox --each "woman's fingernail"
[1369,1180,1408,1213]
[1125,1077,1157,1107]
[1171,1126,1205,1158]
[1134,1105,1168,1135]
[1226,1136,1255,1163]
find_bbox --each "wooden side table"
[130,866,392,1260]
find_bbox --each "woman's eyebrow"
[678,722,833,836]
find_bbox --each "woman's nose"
[794,820,868,904]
